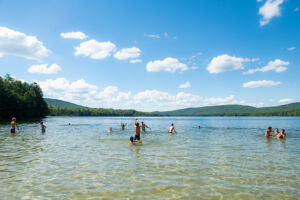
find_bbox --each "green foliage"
[0,75,49,120]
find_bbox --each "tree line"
[0,75,49,121]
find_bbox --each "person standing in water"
[265,126,272,137]
[168,123,176,134]
[272,128,279,136]
[121,123,127,130]
[277,129,286,139]
[141,121,151,132]
[10,117,18,134]
[134,118,141,140]
[40,121,47,134]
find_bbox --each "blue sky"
[0,0,299,111]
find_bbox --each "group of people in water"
[265,126,286,139]
[10,117,286,144]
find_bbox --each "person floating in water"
[129,136,142,144]
[10,117,18,134]
[134,118,141,140]
[272,128,279,136]
[168,123,176,134]
[121,123,127,130]
[40,121,47,134]
[141,121,151,132]
[265,126,272,137]
[277,129,286,139]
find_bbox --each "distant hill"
[156,103,300,116]
[45,98,300,116]
[45,98,85,108]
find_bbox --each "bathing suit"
[134,134,140,140]
[42,129,46,133]
[10,128,15,134]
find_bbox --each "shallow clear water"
[0,116,299,199]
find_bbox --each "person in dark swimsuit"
[134,118,141,140]
[10,117,18,134]
[141,121,151,132]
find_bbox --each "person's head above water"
[130,136,134,142]
[136,122,140,127]
[12,117,16,121]
[40,121,43,125]
[268,126,272,130]
[141,121,144,124]
[281,129,285,134]
[171,123,174,126]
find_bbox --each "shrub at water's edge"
[0,75,49,120]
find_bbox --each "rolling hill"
[45,98,85,108]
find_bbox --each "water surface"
[0,117,299,199]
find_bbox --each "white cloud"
[242,80,281,88]
[259,0,284,26]
[130,59,142,64]
[287,46,296,51]
[295,8,299,12]
[75,39,116,59]
[179,81,191,89]
[0,26,48,60]
[243,59,289,74]
[28,63,61,74]
[114,47,141,60]
[279,98,293,104]
[60,32,87,40]
[145,34,160,38]
[206,54,256,74]
[146,57,188,72]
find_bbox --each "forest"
[0,75,49,120]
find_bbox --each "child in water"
[272,128,279,136]
[10,117,18,134]
[129,136,142,144]
[168,123,176,134]
[265,126,272,137]
[40,121,47,133]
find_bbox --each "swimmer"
[198,126,201,129]
[10,117,18,134]
[141,121,151,132]
[121,123,127,130]
[40,121,47,134]
[168,123,176,134]
[134,118,141,140]
[277,129,286,139]
[109,127,112,133]
[272,128,279,136]
[265,126,272,137]
[129,136,143,144]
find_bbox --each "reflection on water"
[0,116,299,199]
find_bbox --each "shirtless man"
[265,126,272,137]
[277,129,286,139]
[40,121,47,134]
[10,117,18,134]
[134,118,141,140]
[168,123,176,134]
[121,123,127,130]
[141,121,151,132]
[129,136,142,144]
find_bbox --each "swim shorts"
[134,134,140,140]
[10,128,15,134]
[42,129,45,133]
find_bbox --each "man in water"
[134,118,141,140]
[272,128,279,136]
[40,121,47,134]
[277,129,286,139]
[168,123,176,134]
[10,117,18,134]
[265,126,272,137]
[129,136,142,144]
[121,123,127,130]
[141,121,151,132]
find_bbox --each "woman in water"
[272,128,279,136]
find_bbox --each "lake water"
[0,116,299,199]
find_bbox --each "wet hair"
[40,121,43,124]
[136,122,140,127]
[130,136,133,142]
[268,126,272,130]
[282,129,285,133]
[171,123,174,126]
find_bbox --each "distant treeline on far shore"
[1,74,300,120]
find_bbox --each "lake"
[0,116,299,199]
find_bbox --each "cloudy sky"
[0,0,299,111]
